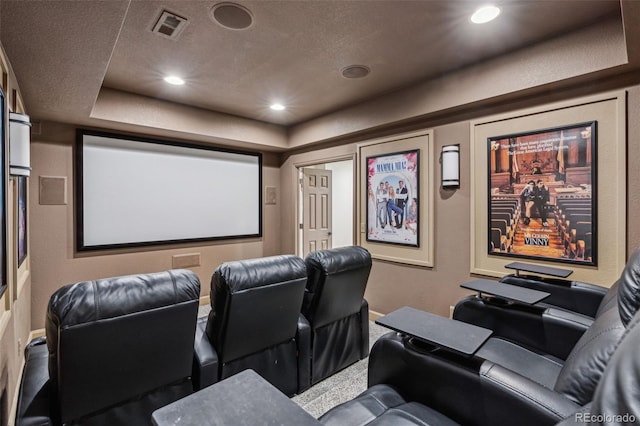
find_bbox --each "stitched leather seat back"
[46,269,200,424]
[554,248,640,405]
[615,247,640,326]
[591,310,640,420]
[595,280,619,317]
[206,255,307,363]
[303,246,372,329]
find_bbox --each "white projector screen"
[77,131,262,250]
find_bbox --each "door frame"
[294,153,356,257]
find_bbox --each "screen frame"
[75,129,263,252]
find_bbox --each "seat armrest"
[15,337,54,426]
[501,275,607,317]
[453,295,550,354]
[453,296,591,360]
[368,332,580,425]
[542,308,592,359]
[480,362,582,424]
[296,314,311,393]
[192,316,219,390]
[367,331,486,424]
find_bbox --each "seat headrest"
[617,247,640,327]
[305,246,371,275]
[47,269,200,328]
[214,255,307,293]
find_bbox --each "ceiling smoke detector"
[152,10,188,40]
[341,65,371,79]
[211,3,254,30]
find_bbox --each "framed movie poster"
[0,88,5,298]
[366,149,419,247]
[17,175,27,267]
[487,121,596,266]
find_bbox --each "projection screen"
[76,130,262,251]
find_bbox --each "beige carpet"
[197,305,390,419]
[292,321,389,418]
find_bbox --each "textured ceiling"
[0,0,622,127]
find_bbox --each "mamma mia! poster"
[366,149,419,247]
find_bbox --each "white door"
[301,168,332,257]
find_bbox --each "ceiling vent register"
[152,10,188,40]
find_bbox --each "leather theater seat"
[453,247,640,361]
[15,269,201,426]
[450,247,640,407]
[319,249,640,425]
[192,254,311,396]
[302,246,372,385]
[319,308,640,426]
[499,273,609,319]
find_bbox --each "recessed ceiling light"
[164,75,185,85]
[270,103,285,111]
[471,5,501,24]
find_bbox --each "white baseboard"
[369,310,383,321]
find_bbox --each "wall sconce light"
[441,144,460,189]
[9,112,31,176]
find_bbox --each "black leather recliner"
[319,308,640,426]
[303,246,372,385]
[453,247,640,361]
[318,248,640,425]
[446,247,640,410]
[499,272,609,319]
[15,269,201,426]
[192,254,311,396]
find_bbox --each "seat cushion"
[318,384,459,426]
[476,337,564,389]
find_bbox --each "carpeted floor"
[292,321,389,418]
[197,305,390,419]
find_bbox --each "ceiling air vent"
[152,10,188,40]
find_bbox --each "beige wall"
[627,86,640,252]
[28,124,282,329]
[2,7,640,423]
[280,91,640,317]
[0,46,32,425]
[288,17,627,148]
[365,123,473,317]
[281,123,473,317]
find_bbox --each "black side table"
[505,261,573,278]
[461,279,550,305]
[375,306,493,356]
[152,369,321,426]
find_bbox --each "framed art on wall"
[17,175,27,267]
[487,122,597,266]
[366,149,419,247]
[359,130,434,267]
[0,87,5,298]
[470,91,625,285]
